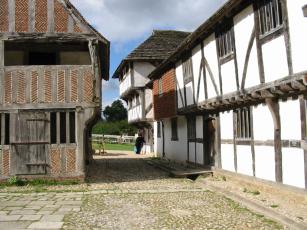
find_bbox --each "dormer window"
[216,24,234,61]
[258,0,283,36]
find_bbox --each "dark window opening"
[50,112,57,144]
[5,114,10,145]
[69,112,76,144]
[187,116,196,140]
[4,41,91,66]
[258,0,283,36]
[60,112,66,144]
[182,54,193,84]
[216,24,235,59]
[29,52,57,65]
[157,122,161,138]
[236,107,252,139]
[171,118,178,141]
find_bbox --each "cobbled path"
[0,152,283,229]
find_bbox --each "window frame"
[182,54,193,84]
[235,107,252,140]
[171,118,178,141]
[187,116,196,141]
[158,79,163,96]
[216,23,235,63]
[257,0,284,38]
[157,121,161,138]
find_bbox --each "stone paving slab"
[0,215,21,221]
[20,215,42,221]
[27,221,63,229]
[0,221,32,229]
[40,215,64,222]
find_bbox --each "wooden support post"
[233,111,238,172]
[299,98,307,189]
[215,114,222,168]
[56,112,60,144]
[266,98,283,183]
[0,40,4,105]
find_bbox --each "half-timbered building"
[149,0,307,190]
[0,0,110,180]
[113,30,189,154]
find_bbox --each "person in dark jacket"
[135,134,145,154]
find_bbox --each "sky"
[70,0,227,109]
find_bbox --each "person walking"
[135,133,145,155]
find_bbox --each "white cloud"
[70,0,227,43]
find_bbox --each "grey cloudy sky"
[69,0,227,108]
[70,0,227,43]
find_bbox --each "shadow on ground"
[86,151,169,184]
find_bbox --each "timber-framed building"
[0,0,110,180]
[148,0,307,190]
[113,30,189,154]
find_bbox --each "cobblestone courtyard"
[0,152,283,229]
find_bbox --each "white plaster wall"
[287,0,307,74]
[282,148,305,189]
[162,117,187,163]
[255,146,276,182]
[236,145,253,176]
[185,82,194,106]
[220,111,233,140]
[192,45,205,104]
[280,100,301,140]
[189,143,196,163]
[119,72,132,96]
[203,34,220,99]
[133,62,155,87]
[221,144,235,172]
[221,60,237,94]
[128,105,142,123]
[154,121,163,156]
[233,5,260,89]
[196,143,204,165]
[176,62,184,108]
[253,105,274,141]
[262,36,289,82]
[145,88,153,120]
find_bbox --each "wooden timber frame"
[0,0,110,180]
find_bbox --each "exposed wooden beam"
[291,81,306,91]
[260,89,274,98]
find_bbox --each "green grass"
[92,143,134,151]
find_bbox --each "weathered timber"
[266,98,283,183]
[304,5,307,17]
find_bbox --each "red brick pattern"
[31,71,38,103]
[54,0,68,33]
[70,69,78,102]
[4,72,12,104]
[83,69,93,102]
[57,70,65,102]
[35,0,48,32]
[2,149,10,176]
[153,69,177,120]
[17,71,26,104]
[73,22,83,33]
[66,148,76,173]
[44,70,52,103]
[15,0,29,32]
[50,149,61,174]
[0,0,8,32]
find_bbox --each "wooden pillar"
[233,111,238,172]
[215,114,222,168]
[0,40,4,104]
[299,98,307,189]
[266,98,283,183]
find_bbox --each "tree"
[103,100,127,122]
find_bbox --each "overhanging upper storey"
[0,0,110,81]
[113,30,190,99]
[149,0,307,115]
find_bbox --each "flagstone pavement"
[0,151,284,229]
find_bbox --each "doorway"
[203,117,216,167]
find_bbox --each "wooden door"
[12,111,49,175]
[203,117,216,166]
